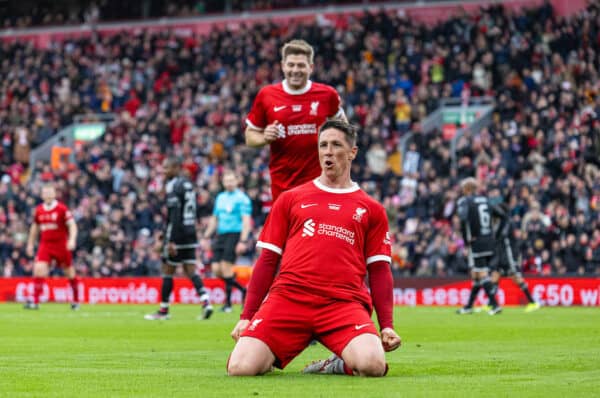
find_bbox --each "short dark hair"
[319,120,358,147]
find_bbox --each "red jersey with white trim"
[246,80,342,201]
[256,179,391,310]
[34,201,73,243]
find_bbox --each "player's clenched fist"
[381,328,401,352]
[263,121,281,143]
[231,319,250,341]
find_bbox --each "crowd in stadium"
[1,1,599,278]
[0,0,373,29]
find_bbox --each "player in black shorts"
[456,178,505,315]
[482,203,540,313]
[145,156,213,320]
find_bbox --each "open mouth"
[324,160,334,168]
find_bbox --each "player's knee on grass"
[228,359,259,376]
[345,351,386,377]
[228,338,275,376]
[227,355,272,376]
[342,334,387,377]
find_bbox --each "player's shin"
[490,281,499,296]
[190,273,206,297]
[223,277,233,307]
[160,276,174,312]
[519,281,535,303]
[466,280,481,308]
[481,278,499,308]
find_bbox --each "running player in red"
[245,39,347,201]
[227,120,401,377]
[25,183,79,310]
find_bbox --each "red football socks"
[69,277,80,303]
[33,277,44,304]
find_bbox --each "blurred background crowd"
[0,0,394,29]
[1,0,599,278]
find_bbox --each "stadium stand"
[0,0,397,28]
[0,1,599,277]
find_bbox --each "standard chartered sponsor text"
[287,123,317,135]
[317,223,355,244]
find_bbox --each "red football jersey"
[256,179,392,310]
[34,201,73,243]
[246,80,343,201]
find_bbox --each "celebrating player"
[25,183,79,310]
[456,178,505,315]
[203,170,252,313]
[227,120,401,377]
[144,156,213,321]
[245,39,347,201]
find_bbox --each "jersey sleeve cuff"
[256,241,283,255]
[245,118,264,131]
[332,107,346,119]
[366,255,391,264]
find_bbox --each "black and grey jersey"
[164,176,198,247]
[457,195,505,257]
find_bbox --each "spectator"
[1,1,599,277]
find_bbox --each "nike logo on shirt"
[300,203,318,209]
[274,105,287,112]
[355,323,371,330]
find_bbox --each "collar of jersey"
[282,79,312,95]
[313,178,359,194]
[42,200,58,211]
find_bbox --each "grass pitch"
[1,304,599,397]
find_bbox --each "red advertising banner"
[393,277,600,307]
[0,277,245,305]
[1,277,599,306]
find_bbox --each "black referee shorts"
[212,232,240,263]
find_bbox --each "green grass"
[1,305,599,398]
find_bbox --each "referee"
[204,170,252,312]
